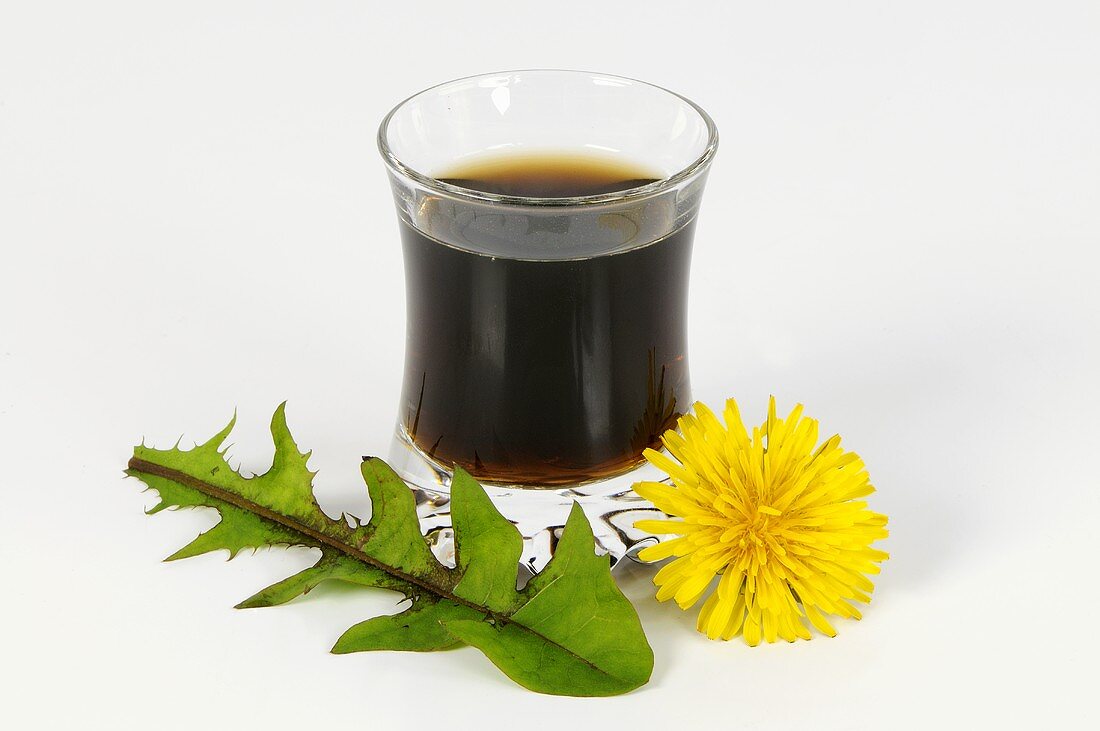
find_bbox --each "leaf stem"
[127,457,498,621]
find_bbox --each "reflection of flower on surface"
[634,397,889,645]
[629,349,681,456]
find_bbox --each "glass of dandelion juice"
[378,70,718,570]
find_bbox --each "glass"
[379,70,717,571]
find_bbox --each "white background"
[2,1,1098,728]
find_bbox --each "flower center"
[731,504,787,564]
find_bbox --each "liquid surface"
[400,154,692,485]
[435,151,662,198]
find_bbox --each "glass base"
[387,425,670,575]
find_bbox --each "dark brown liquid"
[400,154,692,485]
[436,153,660,198]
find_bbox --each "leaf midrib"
[128,456,465,606]
[127,457,628,682]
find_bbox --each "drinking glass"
[379,70,717,571]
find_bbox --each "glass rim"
[377,69,719,208]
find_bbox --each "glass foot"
[387,426,669,574]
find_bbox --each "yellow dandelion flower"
[634,397,889,645]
